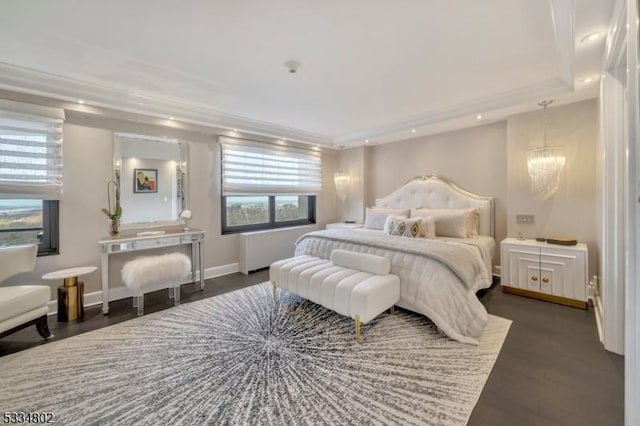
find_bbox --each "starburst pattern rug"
[0,283,510,425]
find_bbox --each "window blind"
[220,137,322,195]
[0,100,65,200]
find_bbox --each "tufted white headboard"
[374,175,495,238]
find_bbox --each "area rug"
[0,283,510,425]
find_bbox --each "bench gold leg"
[271,281,276,301]
[390,305,395,316]
[354,314,361,343]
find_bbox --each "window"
[0,100,64,255]
[0,199,58,255]
[222,195,315,232]
[220,137,320,233]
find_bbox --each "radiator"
[238,225,317,274]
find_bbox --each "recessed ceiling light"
[365,139,369,144]
[581,31,604,43]
[411,129,416,133]
[282,138,287,141]
[233,128,238,132]
[169,116,175,120]
[77,99,85,104]
[476,114,483,120]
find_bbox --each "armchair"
[0,244,52,339]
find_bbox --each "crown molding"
[549,0,576,88]
[0,62,333,146]
[334,78,573,146]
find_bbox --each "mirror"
[113,133,188,229]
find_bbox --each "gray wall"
[2,94,338,299]
[2,87,597,299]
[340,99,598,275]
[365,122,508,255]
[507,99,598,277]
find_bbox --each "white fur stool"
[121,253,191,316]
[270,250,400,342]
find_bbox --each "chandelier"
[527,100,566,200]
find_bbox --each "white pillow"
[364,207,410,230]
[330,249,390,275]
[384,216,424,238]
[421,216,436,239]
[411,208,479,238]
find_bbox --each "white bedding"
[294,228,494,344]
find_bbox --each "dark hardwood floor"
[0,271,624,425]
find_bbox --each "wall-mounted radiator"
[238,225,317,274]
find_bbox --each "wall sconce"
[334,171,350,201]
[527,100,566,200]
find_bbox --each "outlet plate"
[516,214,535,224]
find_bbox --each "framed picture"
[133,168,158,193]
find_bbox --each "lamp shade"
[526,145,566,200]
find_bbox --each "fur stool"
[121,253,191,316]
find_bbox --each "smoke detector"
[284,60,300,74]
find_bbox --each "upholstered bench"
[269,250,400,342]
[121,253,191,316]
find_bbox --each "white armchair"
[0,244,52,339]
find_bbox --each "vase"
[110,219,120,236]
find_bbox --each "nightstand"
[500,237,588,309]
[326,222,363,230]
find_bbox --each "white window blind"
[0,100,65,200]
[220,137,322,195]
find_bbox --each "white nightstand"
[500,237,588,309]
[326,222,363,230]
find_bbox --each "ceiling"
[0,0,614,147]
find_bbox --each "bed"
[295,175,495,344]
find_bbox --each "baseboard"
[47,262,241,315]
[594,294,604,343]
[205,263,240,279]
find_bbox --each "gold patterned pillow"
[384,216,424,238]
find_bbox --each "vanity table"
[98,229,205,314]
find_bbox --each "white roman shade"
[220,136,322,195]
[0,100,65,199]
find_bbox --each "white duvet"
[295,228,493,344]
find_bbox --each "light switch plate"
[516,214,535,224]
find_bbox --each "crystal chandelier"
[527,100,566,200]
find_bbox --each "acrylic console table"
[98,229,206,314]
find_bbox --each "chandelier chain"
[538,100,553,146]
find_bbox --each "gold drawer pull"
[542,277,549,283]
[531,276,538,281]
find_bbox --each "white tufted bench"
[269,250,400,342]
[121,253,191,316]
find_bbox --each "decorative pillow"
[411,208,480,238]
[364,207,410,230]
[385,216,424,238]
